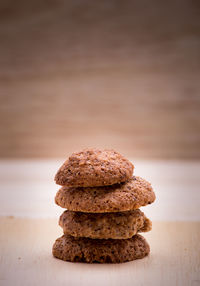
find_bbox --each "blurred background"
[0,0,200,220]
[0,0,200,160]
[0,3,200,284]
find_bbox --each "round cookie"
[52,234,150,263]
[59,209,152,239]
[54,148,134,187]
[55,176,156,213]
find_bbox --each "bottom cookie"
[52,234,150,263]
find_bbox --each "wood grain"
[0,218,199,286]
[0,0,200,159]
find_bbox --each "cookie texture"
[54,148,134,187]
[52,234,150,263]
[55,176,156,212]
[59,209,152,239]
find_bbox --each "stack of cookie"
[52,149,155,263]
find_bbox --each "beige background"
[1,3,200,283]
[0,0,200,159]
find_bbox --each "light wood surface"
[0,160,199,285]
[0,218,199,286]
[0,0,200,159]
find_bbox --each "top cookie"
[54,148,134,187]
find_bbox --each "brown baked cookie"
[55,176,156,212]
[59,209,152,239]
[52,234,150,263]
[54,148,134,187]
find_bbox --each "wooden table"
[0,160,200,286]
[0,218,200,286]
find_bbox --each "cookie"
[59,209,152,239]
[54,148,134,187]
[55,176,156,212]
[52,234,150,263]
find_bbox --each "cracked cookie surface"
[59,209,152,239]
[55,176,156,212]
[52,234,150,263]
[55,148,134,187]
